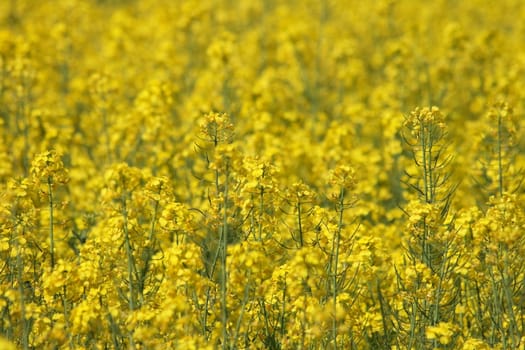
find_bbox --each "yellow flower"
[461,338,491,350]
[0,337,16,350]
[30,150,69,185]
[426,322,457,345]
[199,112,234,145]
[329,164,357,191]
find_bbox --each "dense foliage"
[1,0,525,349]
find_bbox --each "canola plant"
[1,0,525,349]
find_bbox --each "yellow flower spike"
[199,111,234,146]
[30,150,69,185]
[328,164,357,191]
[143,175,172,203]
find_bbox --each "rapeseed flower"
[1,0,525,348]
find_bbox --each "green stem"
[332,187,345,350]
[203,288,211,339]
[48,176,55,269]
[122,200,134,311]
[258,187,264,241]
[407,300,417,350]
[420,121,429,203]
[138,198,160,303]
[62,286,74,350]
[221,163,230,350]
[15,225,29,350]
[121,196,136,349]
[280,272,287,341]
[232,274,251,346]
[297,200,303,247]
[502,251,518,348]
[432,245,448,325]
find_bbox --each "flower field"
[1,0,525,349]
